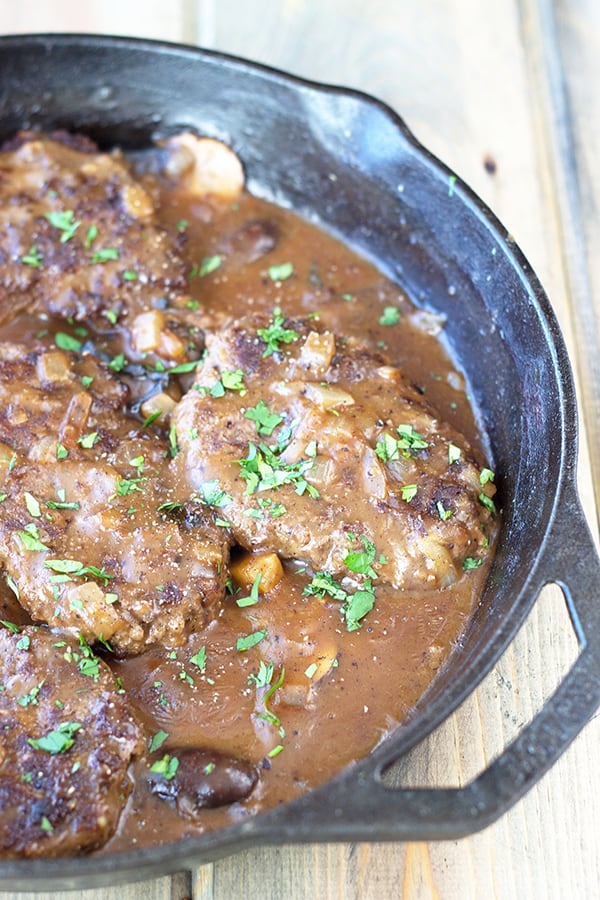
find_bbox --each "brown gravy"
[0,139,498,854]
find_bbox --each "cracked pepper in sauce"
[0,131,498,857]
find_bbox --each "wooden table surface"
[1,1,599,898]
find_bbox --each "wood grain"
[0,1,599,897]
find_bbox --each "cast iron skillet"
[0,33,599,892]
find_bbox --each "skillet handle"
[272,486,600,841]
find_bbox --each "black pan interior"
[0,33,576,883]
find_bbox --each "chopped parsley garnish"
[46,491,80,511]
[244,497,287,519]
[436,501,453,521]
[303,564,376,632]
[238,441,318,498]
[44,210,81,242]
[40,816,54,834]
[142,410,161,429]
[267,262,294,281]
[342,580,375,631]
[479,493,497,514]
[189,255,223,278]
[257,307,298,357]
[236,629,268,652]
[480,468,495,485]
[108,353,126,373]
[168,424,178,458]
[343,535,377,578]
[90,247,120,264]
[17,680,44,707]
[44,558,114,586]
[379,306,401,326]
[85,224,98,248]
[78,432,100,449]
[122,269,138,281]
[157,500,184,515]
[28,721,82,754]
[149,753,179,781]
[304,663,318,679]
[401,483,418,502]
[56,442,69,460]
[176,219,188,233]
[189,646,207,671]
[207,369,246,398]
[114,476,146,497]
[258,667,286,741]
[244,400,283,436]
[55,332,83,353]
[236,573,262,608]
[463,556,483,571]
[168,359,201,375]
[303,571,347,602]
[148,730,169,753]
[17,524,49,552]
[6,576,19,600]
[248,660,274,689]
[199,479,233,508]
[21,245,43,268]
[375,424,429,462]
[24,492,41,518]
[448,443,462,465]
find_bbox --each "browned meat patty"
[0,625,143,857]
[0,133,198,364]
[0,343,229,655]
[173,313,497,590]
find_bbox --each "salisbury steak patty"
[173,313,497,590]
[0,343,229,655]
[0,625,143,857]
[0,133,198,363]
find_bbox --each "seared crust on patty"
[0,343,229,655]
[173,314,496,590]
[0,626,143,857]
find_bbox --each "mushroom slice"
[162,133,245,201]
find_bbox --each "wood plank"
[0,0,189,42]
[538,0,600,512]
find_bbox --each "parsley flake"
[343,535,377,578]
[401,483,418,502]
[268,262,294,281]
[379,306,401,326]
[44,210,81,242]
[257,308,298,357]
[236,573,262,608]
[149,753,179,781]
[149,730,169,753]
[21,245,43,268]
[55,332,83,353]
[90,247,120,264]
[236,629,268,652]
[28,721,82,754]
[238,441,318,498]
[244,400,283,436]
